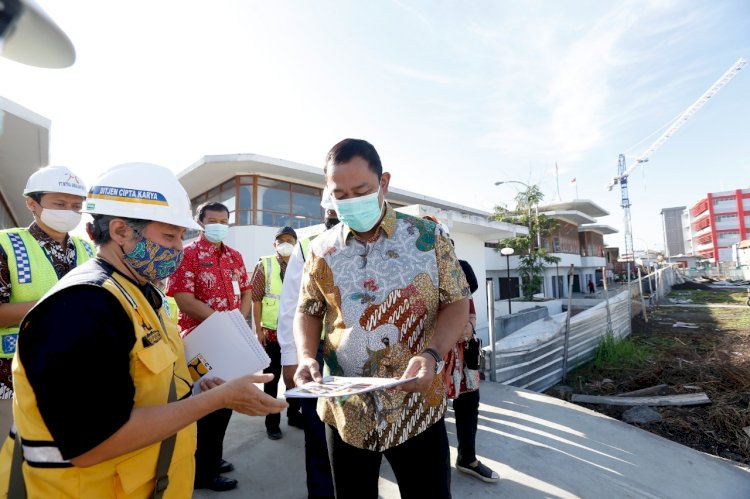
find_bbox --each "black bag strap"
[8,428,26,499]
[152,308,179,499]
[152,375,177,499]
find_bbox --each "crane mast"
[607,58,747,265]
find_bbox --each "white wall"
[226,225,280,273]
[451,232,489,332]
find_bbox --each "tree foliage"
[490,184,560,301]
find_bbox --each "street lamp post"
[500,247,514,314]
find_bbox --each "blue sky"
[1,0,748,252]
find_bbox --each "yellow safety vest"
[0,228,94,358]
[300,238,311,261]
[0,267,197,498]
[260,255,283,331]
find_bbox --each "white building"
[176,154,528,335]
[0,97,51,229]
[485,199,617,308]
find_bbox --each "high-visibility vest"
[260,255,283,331]
[0,264,196,498]
[300,238,311,261]
[163,295,179,322]
[0,228,94,359]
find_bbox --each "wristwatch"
[422,347,445,374]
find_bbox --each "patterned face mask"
[122,234,184,282]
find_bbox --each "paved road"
[194,382,750,498]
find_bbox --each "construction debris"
[673,322,699,329]
[671,280,712,291]
[571,392,711,407]
[622,406,662,424]
[616,384,668,397]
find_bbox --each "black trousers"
[452,389,480,466]
[194,407,233,483]
[326,418,451,499]
[301,398,334,498]
[300,344,334,498]
[263,339,301,431]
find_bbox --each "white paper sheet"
[182,310,271,394]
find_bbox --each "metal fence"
[483,267,678,392]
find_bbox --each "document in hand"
[285,376,417,398]
[182,310,271,394]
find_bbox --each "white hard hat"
[0,0,75,68]
[82,162,202,231]
[23,165,87,197]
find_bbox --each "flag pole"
[555,162,561,201]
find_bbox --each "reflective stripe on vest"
[260,255,282,331]
[0,229,94,358]
[8,424,70,467]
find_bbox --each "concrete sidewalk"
[194,382,750,498]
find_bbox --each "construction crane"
[607,57,747,267]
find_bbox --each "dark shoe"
[267,429,283,440]
[456,460,499,483]
[194,476,238,491]
[218,459,234,473]
[287,413,304,429]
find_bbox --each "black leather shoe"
[267,429,283,440]
[218,459,234,473]
[194,476,238,491]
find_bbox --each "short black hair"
[27,192,45,204]
[324,139,382,179]
[87,215,149,245]
[195,201,230,223]
[459,259,479,295]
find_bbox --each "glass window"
[259,211,291,228]
[237,210,253,226]
[238,185,253,210]
[257,179,291,214]
[219,179,236,213]
[292,184,322,218]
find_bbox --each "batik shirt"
[167,236,251,332]
[298,203,470,451]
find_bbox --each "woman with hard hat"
[0,163,287,498]
[0,165,93,438]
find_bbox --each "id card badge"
[232,279,241,296]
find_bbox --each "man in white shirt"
[277,193,337,499]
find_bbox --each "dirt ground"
[550,288,750,467]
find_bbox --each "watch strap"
[422,347,441,365]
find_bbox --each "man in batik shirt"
[167,201,252,492]
[293,139,470,499]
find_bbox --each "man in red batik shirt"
[167,201,252,492]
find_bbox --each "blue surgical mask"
[331,186,384,233]
[123,237,184,282]
[204,223,229,243]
